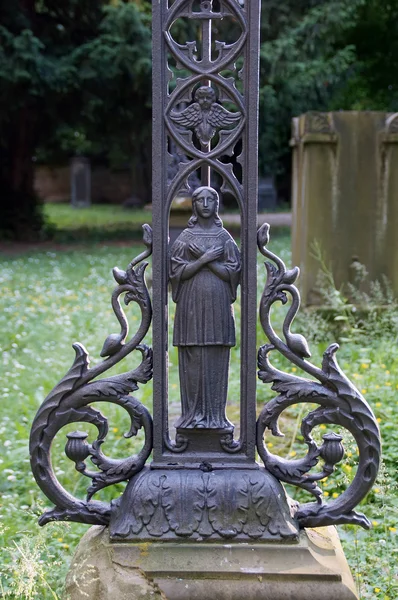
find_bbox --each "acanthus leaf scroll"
[256,223,382,529]
[29,226,154,526]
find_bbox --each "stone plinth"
[291,111,398,304]
[64,525,358,600]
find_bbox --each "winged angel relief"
[170,86,241,146]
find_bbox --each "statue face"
[195,86,216,110]
[194,189,218,219]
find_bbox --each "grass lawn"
[41,203,290,244]
[0,229,397,599]
[43,203,153,243]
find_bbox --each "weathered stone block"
[291,111,398,304]
[64,525,358,600]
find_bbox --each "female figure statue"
[169,186,241,429]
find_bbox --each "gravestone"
[29,3,381,599]
[70,156,91,207]
[291,111,398,304]
[258,176,277,211]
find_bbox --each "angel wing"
[170,103,202,128]
[208,104,242,128]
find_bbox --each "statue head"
[188,186,222,228]
[194,86,216,110]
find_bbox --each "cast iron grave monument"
[30,1,381,598]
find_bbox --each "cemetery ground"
[1,204,291,249]
[0,220,397,599]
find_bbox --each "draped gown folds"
[170,226,241,429]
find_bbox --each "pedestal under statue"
[169,186,240,430]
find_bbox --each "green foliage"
[330,0,398,111]
[0,1,152,239]
[255,238,398,600]
[258,0,364,177]
[303,241,398,343]
[258,0,398,179]
[0,231,397,598]
[30,1,152,165]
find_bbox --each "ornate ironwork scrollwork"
[256,223,382,529]
[29,226,154,526]
[164,0,246,205]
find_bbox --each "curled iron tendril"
[29,226,154,526]
[256,223,381,529]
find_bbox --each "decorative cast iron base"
[65,525,358,600]
[28,225,381,533]
[110,466,299,542]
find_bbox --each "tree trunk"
[0,0,46,241]
[130,139,152,206]
[0,108,44,241]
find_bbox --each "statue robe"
[169,226,240,429]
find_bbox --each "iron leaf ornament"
[256,223,381,529]
[29,226,154,526]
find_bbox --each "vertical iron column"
[152,0,261,464]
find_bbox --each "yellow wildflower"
[360,363,369,369]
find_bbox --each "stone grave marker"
[292,111,398,304]
[70,155,91,207]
